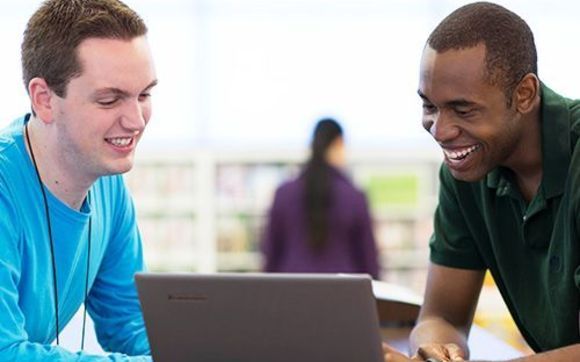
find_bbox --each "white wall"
[1,0,579,148]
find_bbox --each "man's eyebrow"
[447,99,477,108]
[143,79,158,92]
[94,88,130,98]
[417,90,430,101]
[417,91,476,108]
[94,80,158,97]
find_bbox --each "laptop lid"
[136,273,384,362]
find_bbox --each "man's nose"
[424,113,460,143]
[120,99,146,131]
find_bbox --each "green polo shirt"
[430,84,580,352]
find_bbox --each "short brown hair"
[427,2,537,101]
[22,0,148,97]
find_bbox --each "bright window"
[1,0,579,149]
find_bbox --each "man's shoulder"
[0,129,18,154]
[569,99,580,146]
[569,132,580,172]
[542,84,580,142]
[0,116,27,155]
[0,138,16,172]
[553,91,580,170]
[0,128,26,230]
[0,118,29,184]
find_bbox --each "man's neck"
[26,118,93,210]
[506,108,543,204]
[515,170,542,204]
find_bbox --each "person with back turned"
[262,118,380,279]
[383,2,580,362]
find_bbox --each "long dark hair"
[303,118,343,251]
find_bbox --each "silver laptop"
[135,273,384,362]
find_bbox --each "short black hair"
[427,2,537,101]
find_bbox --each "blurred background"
[3,0,579,354]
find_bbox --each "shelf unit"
[124,146,531,352]
[124,147,441,292]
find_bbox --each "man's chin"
[448,168,487,183]
[102,160,135,176]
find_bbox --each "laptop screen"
[136,273,384,362]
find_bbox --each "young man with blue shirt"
[384,2,580,362]
[0,0,157,360]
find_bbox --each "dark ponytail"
[303,118,343,252]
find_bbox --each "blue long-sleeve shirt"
[0,115,151,361]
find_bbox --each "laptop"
[135,273,384,362]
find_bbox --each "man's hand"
[383,342,467,362]
[413,342,466,361]
[382,342,417,361]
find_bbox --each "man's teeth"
[107,137,132,147]
[444,145,479,160]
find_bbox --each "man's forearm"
[409,317,470,358]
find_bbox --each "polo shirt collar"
[487,83,570,199]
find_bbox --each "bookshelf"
[124,146,530,352]
[124,147,441,292]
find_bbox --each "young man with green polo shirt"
[382,2,580,362]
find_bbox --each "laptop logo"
[167,293,208,302]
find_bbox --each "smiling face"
[47,36,157,181]
[418,43,525,182]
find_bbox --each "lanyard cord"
[81,208,91,350]
[24,122,91,350]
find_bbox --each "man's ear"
[513,73,540,114]
[28,78,55,124]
